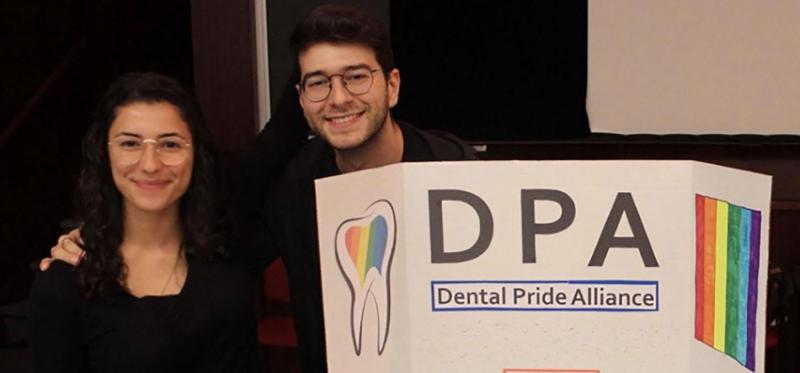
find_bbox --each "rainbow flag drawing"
[695,194,761,371]
[344,215,389,285]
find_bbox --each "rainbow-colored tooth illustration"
[334,200,397,356]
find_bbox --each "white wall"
[588,0,800,134]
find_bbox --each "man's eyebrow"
[301,63,374,80]
[301,70,325,81]
[342,63,371,71]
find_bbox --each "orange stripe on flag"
[695,195,705,340]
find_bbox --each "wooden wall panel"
[191,0,258,165]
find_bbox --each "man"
[44,4,477,372]
[236,6,476,372]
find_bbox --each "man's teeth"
[330,113,359,124]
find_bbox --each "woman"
[29,72,258,372]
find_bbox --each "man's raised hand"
[39,228,85,270]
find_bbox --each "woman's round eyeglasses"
[108,137,192,166]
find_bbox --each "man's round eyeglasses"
[108,137,192,166]
[298,66,381,102]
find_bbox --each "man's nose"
[328,77,354,106]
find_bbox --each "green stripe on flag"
[725,206,741,355]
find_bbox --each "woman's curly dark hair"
[77,72,222,298]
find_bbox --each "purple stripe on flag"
[746,211,761,371]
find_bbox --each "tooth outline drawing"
[334,199,397,356]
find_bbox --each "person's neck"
[120,205,183,256]
[334,118,404,174]
[119,205,186,297]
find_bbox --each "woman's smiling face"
[107,101,194,215]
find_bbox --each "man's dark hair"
[289,4,395,72]
[77,72,222,298]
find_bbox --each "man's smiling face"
[297,42,400,151]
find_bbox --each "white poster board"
[315,161,771,373]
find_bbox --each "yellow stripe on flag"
[714,201,729,349]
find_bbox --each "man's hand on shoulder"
[39,228,85,271]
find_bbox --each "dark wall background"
[265,0,389,113]
[391,1,589,140]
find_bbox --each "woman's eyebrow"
[157,132,186,139]
[111,132,142,138]
[110,132,187,139]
